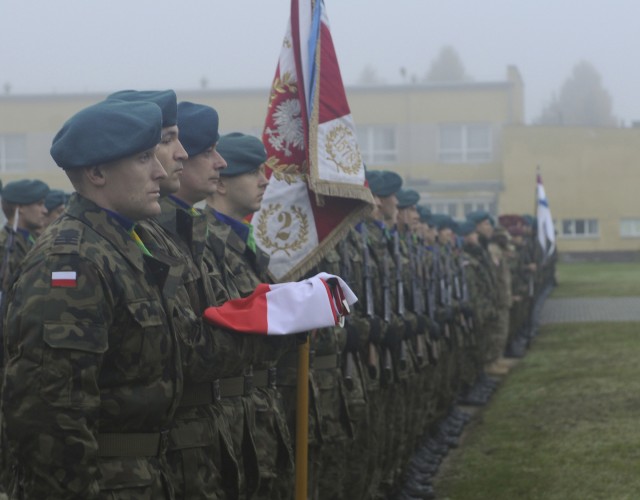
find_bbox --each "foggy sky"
[1,0,638,124]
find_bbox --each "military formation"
[0,90,556,500]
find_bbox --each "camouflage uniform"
[206,211,295,500]
[139,196,244,500]
[488,240,512,362]
[1,194,183,498]
[0,227,34,292]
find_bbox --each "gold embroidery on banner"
[325,124,362,175]
[268,72,297,107]
[257,203,309,257]
[265,157,306,185]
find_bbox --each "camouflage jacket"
[0,226,33,292]
[1,193,184,498]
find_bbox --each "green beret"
[431,214,458,231]
[108,89,177,127]
[2,179,49,205]
[522,214,534,226]
[455,220,476,237]
[396,189,420,209]
[177,102,220,157]
[217,133,267,177]
[466,210,493,226]
[417,205,431,223]
[51,100,162,170]
[44,189,67,211]
[366,169,402,197]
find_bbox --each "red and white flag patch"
[51,271,77,288]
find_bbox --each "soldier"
[1,99,182,497]
[0,179,49,291]
[42,189,69,230]
[206,132,296,499]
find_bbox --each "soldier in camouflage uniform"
[0,179,49,292]
[206,132,295,499]
[1,99,184,498]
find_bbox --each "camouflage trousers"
[487,307,510,363]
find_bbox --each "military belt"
[180,369,278,407]
[97,430,169,457]
[313,354,339,370]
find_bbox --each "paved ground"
[539,297,640,324]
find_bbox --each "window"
[0,134,27,172]
[463,201,496,217]
[561,219,598,238]
[357,126,396,164]
[423,202,458,217]
[438,123,492,163]
[620,219,640,237]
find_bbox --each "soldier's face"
[156,126,188,196]
[379,194,398,225]
[42,204,65,228]
[438,227,453,245]
[476,219,494,238]
[101,147,167,220]
[369,195,382,220]
[18,200,48,231]
[220,165,269,219]
[464,232,479,246]
[176,144,227,205]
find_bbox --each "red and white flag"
[252,0,373,282]
[202,273,357,335]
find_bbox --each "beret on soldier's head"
[51,100,162,170]
[499,214,524,228]
[507,225,525,237]
[396,189,420,209]
[366,169,402,197]
[455,220,476,237]
[44,189,67,211]
[417,205,431,223]
[466,210,494,226]
[217,133,267,177]
[2,179,49,205]
[108,89,177,127]
[431,214,456,231]
[177,102,220,157]
[522,214,534,227]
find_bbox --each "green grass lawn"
[435,322,640,499]
[552,262,640,297]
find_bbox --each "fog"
[1,0,638,124]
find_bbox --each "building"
[1,66,639,258]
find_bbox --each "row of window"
[357,123,493,165]
[0,134,26,172]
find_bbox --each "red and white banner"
[252,0,373,282]
[202,273,357,335]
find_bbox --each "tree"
[425,45,470,83]
[357,64,384,85]
[535,61,617,127]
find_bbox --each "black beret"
[2,179,49,205]
[455,220,476,237]
[51,100,162,170]
[177,102,220,157]
[44,189,67,211]
[217,133,267,177]
[366,169,402,197]
[396,189,420,209]
[417,205,431,223]
[108,89,177,127]
[466,210,493,226]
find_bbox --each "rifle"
[457,241,474,331]
[360,225,380,379]
[393,230,407,369]
[339,238,355,391]
[407,233,426,364]
[0,210,19,368]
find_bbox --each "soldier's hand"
[368,316,383,345]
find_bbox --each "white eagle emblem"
[264,98,304,157]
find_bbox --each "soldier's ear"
[84,165,107,187]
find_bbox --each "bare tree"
[425,45,470,83]
[357,64,384,85]
[536,61,617,127]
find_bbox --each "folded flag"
[202,272,357,335]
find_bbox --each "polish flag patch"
[51,271,77,288]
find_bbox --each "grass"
[435,322,640,499]
[552,262,640,297]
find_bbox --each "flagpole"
[294,333,311,500]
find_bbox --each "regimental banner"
[253,0,373,282]
[536,171,556,259]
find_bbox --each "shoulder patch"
[50,227,82,255]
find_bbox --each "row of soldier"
[0,90,555,500]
